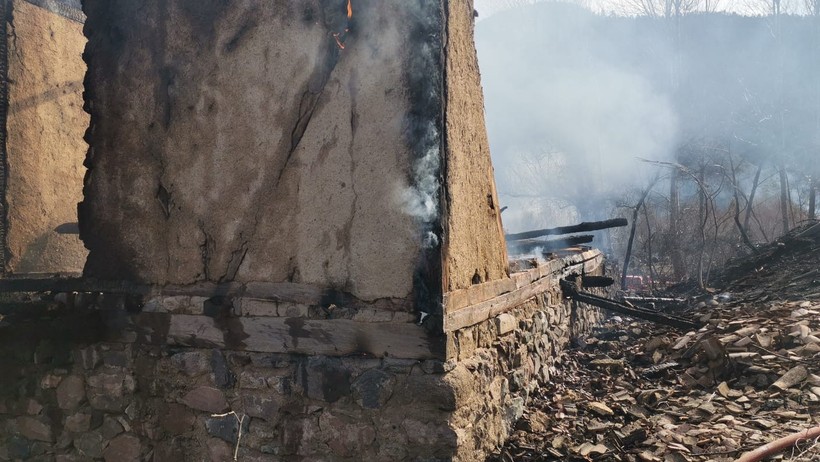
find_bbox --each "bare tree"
[621,176,661,290]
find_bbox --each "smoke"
[398,1,444,250]
[398,130,441,223]
[476,3,678,232]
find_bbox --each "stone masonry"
[0,264,604,461]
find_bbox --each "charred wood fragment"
[564,274,614,288]
[505,218,628,241]
[622,296,686,305]
[560,279,699,330]
[578,276,615,288]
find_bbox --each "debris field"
[491,223,820,461]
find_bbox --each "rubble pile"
[490,223,820,462]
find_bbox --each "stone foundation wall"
[0,266,605,461]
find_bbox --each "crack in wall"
[0,0,11,273]
[237,3,350,283]
[343,67,359,292]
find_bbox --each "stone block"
[206,438,233,462]
[40,374,63,389]
[64,413,91,433]
[88,393,125,412]
[300,357,351,403]
[205,415,248,444]
[235,299,279,317]
[237,370,267,390]
[56,375,85,410]
[24,399,42,415]
[100,416,124,439]
[151,440,186,462]
[74,431,104,458]
[352,369,395,409]
[170,351,210,377]
[210,350,235,389]
[456,329,477,360]
[160,403,196,435]
[241,394,281,421]
[103,434,141,462]
[87,371,136,397]
[181,387,228,413]
[5,436,31,460]
[495,313,517,336]
[76,347,101,370]
[16,417,52,442]
[103,351,129,368]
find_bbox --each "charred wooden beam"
[506,218,628,241]
[622,296,686,305]
[560,279,699,330]
[579,276,615,288]
[0,277,141,294]
[0,278,412,311]
[508,235,594,254]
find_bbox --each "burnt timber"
[560,279,699,330]
[505,218,628,241]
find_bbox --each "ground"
[490,222,820,461]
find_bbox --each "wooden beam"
[505,218,628,241]
[443,250,603,332]
[131,313,444,359]
[0,278,411,312]
[561,280,699,330]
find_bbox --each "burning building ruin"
[0,1,606,460]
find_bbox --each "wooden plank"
[443,278,517,313]
[443,250,603,332]
[442,249,601,315]
[134,313,444,360]
[444,275,557,332]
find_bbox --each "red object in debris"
[624,275,644,290]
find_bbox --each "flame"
[332,1,352,51]
[333,33,345,50]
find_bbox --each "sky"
[472,0,819,234]
[474,0,814,18]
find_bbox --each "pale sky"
[473,0,811,18]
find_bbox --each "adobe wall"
[441,0,508,292]
[0,257,604,461]
[79,0,440,302]
[3,0,87,273]
[79,0,512,310]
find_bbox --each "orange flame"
[347,0,353,19]
[333,33,345,50]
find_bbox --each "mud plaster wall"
[441,0,508,292]
[4,0,88,273]
[0,270,604,462]
[80,1,441,301]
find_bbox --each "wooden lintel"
[0,277,411,312]
[131,313,444,360]
[443,250,603,332]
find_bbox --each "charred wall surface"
[80,0,445,303]
[2,0,87,273]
